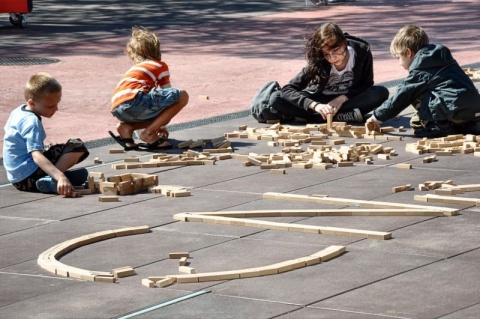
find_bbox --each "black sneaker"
[333,108,363,123]
[413,121,455,138]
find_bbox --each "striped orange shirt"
[111,59,171,110]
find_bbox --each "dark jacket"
[280,34,374,111]
[373,44,480,122]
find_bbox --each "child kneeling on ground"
[366,24,480,138]
[109,26,189,151]
[3,73,89,196]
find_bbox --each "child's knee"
[180,90,189,105]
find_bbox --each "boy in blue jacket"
[366,25,480,138]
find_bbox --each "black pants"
[12,138,89,192]
[270,85,389,123]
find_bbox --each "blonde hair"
[24,72,62,101]
[390,25,429,57]
[125,26,161,63]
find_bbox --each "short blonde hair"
[390,25,429,57]
[125,26,161,63]
[24,72,62,101]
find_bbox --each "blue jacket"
[374,44,480,122]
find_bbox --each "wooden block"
[327,113,333,129]
[337,161,354,167]
[112,266,136,278]
[179,257,188,266]
[98,196,119,202]
[395,163,412,169]
[169,252,190,259]
[179,266,196,274]
[170,274,199,283]
[198,95,209,100]
[109,149,125,154]
[93,157,102,164]
[178,139,193,149]
[155,277,175,288]
[270,169,286,175]
[142,278,156,288]
[94,275,116,283]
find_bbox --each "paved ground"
[0,0,480,318]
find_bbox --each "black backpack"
[250,81,291,123]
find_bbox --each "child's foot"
[36,176,57,194]
[140,129,163,144]
[116,123,138,149]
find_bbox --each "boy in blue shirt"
[3,73,90,196]
[366,25,480,138]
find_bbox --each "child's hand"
[314,103,335,120]
[56,176,75,196]
[365,118,380,132]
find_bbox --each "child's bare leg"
[116,122,150,140]
[140,90,189,144]
[54,152,85,172]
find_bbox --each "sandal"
[138,138,173,150]
[108,131,139,151]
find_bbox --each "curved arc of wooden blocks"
[144,245,346,288]
[37,225,150,282]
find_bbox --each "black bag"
[250,81,288,123]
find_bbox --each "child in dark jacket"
[366,24,480,138]
[270,22,389,123]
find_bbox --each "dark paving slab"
[133,293,300,319]
[207,247,439,305]
[439,303,480,319]
[0,281,187,319]
[0,216,55,236]
[350,210,480,258]
[277,306,396,319]
[0,272,81,308]
[312,249,480,319]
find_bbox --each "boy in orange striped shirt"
[109,26,189,150]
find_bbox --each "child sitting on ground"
[366,24,480,138]
[3,73,90,195]
[109,26,189,150]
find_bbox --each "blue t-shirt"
[3,105,46,183]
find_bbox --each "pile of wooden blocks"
[142,245,346,288]
[87,172,159,201]
[226,122,403,143]
[221,123,401,171]
[229,142,396,171]
[37,225,150,282]
[406,134,480,155]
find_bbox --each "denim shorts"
[112,88,181,122]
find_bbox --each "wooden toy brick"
[198,95,209,100]
[98,195,119,202]
[179,266,196,274]
[395,163,412,169]
[109,149,125,154]
[142,278,155,288]
[270,169,286,175]
[179,257,188,266]
[155,277,175,288]
[169,252,190,259]
[337,161,354,167]
[94,275,116,283]
[112,266,136,278]
[93,157,102,164]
